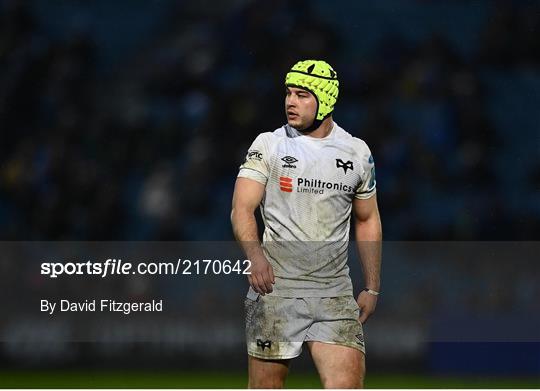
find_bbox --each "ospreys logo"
[336,159,354,174]
[256,339,272,351]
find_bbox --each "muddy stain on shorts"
[245,293,365,359]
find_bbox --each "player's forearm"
[231,208,265,260]
[355,213,382,291]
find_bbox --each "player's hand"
[357,290,378,324]
[247,256,275,295]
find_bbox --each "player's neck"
[301,117,334,139]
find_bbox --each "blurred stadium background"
[0,0,539,388]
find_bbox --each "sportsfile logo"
[279,177,354,194]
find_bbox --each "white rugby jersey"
[238,122,376,297]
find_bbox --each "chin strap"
[299,111,333,133]
[300,118,322,133]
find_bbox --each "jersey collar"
[285,122,336,140]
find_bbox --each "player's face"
[285,87,317,130]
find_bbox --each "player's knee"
[322,376,364,389]
[248,356,288,388]
[248,375,286,389]
[320,364,365,389]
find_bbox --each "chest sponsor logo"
[279,176,354,194]
[281,156,298,168]
[336,159,354,174]
[279,176,293,192]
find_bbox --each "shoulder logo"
[246,150,263,161]
[336,159,354,174]
[281,156,298,168]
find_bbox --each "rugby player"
[231,60,382,389]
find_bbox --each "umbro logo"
[336,159,354,174]
[256,339,272,351]
[281,156,298,168]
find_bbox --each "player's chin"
[287,118,304,129]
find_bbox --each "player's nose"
[286,98,297,108]
[286,94,298,106]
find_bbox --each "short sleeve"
[237,134,270,186]
[355,148,377,200]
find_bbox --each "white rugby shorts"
[244,288,365,360]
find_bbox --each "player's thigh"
[307,341,365,389]
[248,355,290,389]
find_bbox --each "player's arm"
[353,195,382,324]
[231,177,275,295]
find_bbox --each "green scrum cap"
[285,60,339,121]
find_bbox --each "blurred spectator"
[0,0,539,242]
